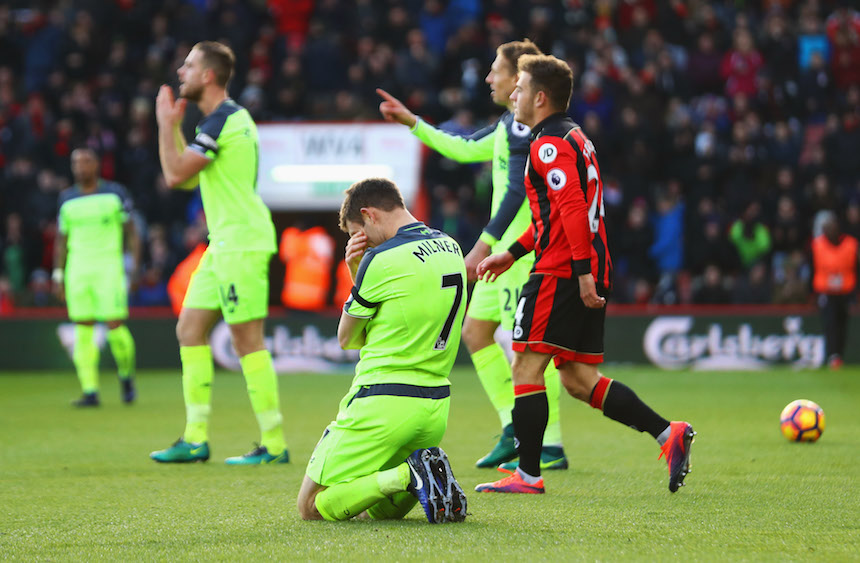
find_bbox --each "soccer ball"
[780,399,826,442]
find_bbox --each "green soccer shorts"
[306,383,450,487]
[183,249,271,324]
[65,266,128,322]
[467,257,532,330]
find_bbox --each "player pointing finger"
[376,88,417,127]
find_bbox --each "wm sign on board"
[256,123,422,211]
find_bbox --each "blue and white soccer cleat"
[406,447,467,523]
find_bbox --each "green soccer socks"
[73,324,99,394]
[179,346,286,457]
[315,464,410,521]
[471,343,514,428]
[365,491,418,520]
[180,345,214,445]
[240,349,287,456]
[543,363,563,447]
[107,324,136,379]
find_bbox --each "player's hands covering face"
[345,230,368,282]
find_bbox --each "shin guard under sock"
[180,345,214,444]
[73,324,99,393]
[471,343,515,428]
[590,376,669,439]
[512,384,548,477]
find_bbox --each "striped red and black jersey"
[508,112,612,290]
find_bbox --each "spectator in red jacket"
[721,28,764,98]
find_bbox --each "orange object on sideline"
[812,234,858,295]
[167,243,208,316]
[279,226,334,310]
[334,260,353,308]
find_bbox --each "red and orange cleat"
[659,421,696,493]
[475,470,545,494]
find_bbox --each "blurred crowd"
[1,0,859,311]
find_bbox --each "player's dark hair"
[497,39,542,74]
[193,41,235,87]
[518,54,573,112]
[339,178,405,232]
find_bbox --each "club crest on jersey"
[547,168,567,190]
[512,121,530,137]
[538,143,557,163]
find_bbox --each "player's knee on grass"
[297,477,325,521]
[297,499,323,521]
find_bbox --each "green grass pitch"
[2,366,859,561]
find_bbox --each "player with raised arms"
[475,54,695,494]
[150,41,288,465]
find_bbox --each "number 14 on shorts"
[220,283,239,312]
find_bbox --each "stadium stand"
[0,0,858,309]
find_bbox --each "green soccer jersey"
[344,222,467,387]
[412,113,533,255]
[188,99,276,254]
[57,181,131,274]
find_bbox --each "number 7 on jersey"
[434,272,465,350]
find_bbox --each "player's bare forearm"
[173,125,187,151]
[341,330,366,350]
[155,85,203,188]
[476,251,515,283]
[53,233,67,301]
[157,122,185,187]
[464,239,491,282]
[171,127,199,190]
[125,220,142,281]
[337,312,368,349]
[53,233,67,272]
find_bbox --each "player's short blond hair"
[497,39,542,74]
[193,41,235,87]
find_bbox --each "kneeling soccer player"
[297,178,468,523]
